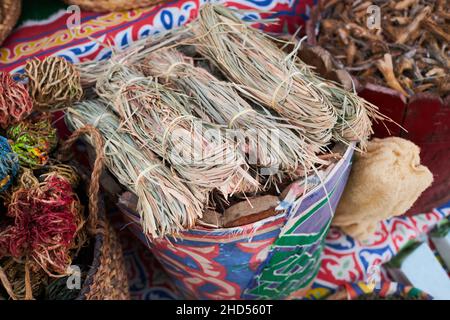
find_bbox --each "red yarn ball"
[0,72,33,128]
[1,175,82,275]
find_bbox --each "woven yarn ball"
[0,136,19,192]
[0,72,33,128]
[25,57,83,111]
[3,173,84,275]
[7,114,58,169]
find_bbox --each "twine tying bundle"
[65,100,204,238]
[7,114,58,169]
[95,64,259,197]
[0,72,33,128]
[25,57,83,111]
[0,136,19,192]
[192,5,338,152]
[142,48,322,178]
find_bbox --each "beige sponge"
[333,137,433,240]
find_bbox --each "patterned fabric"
[0,0,316,74]
[117,204,450,300]
[243,154,352,299]
[120,146,354,299]
[306,202,450,299]
[341,282,433,300]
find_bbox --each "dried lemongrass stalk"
[295,58,387,148]
[141,48,322,177]
[65,99,204,238]
[95,63,258,197]
[77,27,193,88]
[192,4,337,152]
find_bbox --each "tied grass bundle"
[142,48,321,177]
[0,72,33,128]
[7,114,58,169]
[65,99,204,238]
[295,59,386,148]
[78,27,193,88]
[95,64,259,196]
[25,57,83,111]
[0,136,19,192]
[192,5,338,152]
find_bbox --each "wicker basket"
[63,0,163,12]
[67,126,130,300]
[0,0,21,45]
[76,203,130,300]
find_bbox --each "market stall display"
[60,4,395,299]
[0,0,447,301]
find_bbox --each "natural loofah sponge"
[333,137,433,240]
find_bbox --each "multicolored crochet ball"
[7,114,58,169]
[0,72,33,128]
[0,136,19,192]
[25,57,83,111]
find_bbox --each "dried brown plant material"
[422,18,450,43]
[396,57,414,75]
[298,46,333,76]
[0,0,21,45]
[395,6,431,44]
[393,0,418,10]
[376,54,409,97]
[223,195,280,227]
[316,0,450,97]
[25,57,83,111]
[196,210,223,228]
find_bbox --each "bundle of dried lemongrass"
[77,27,193,88]
[192,4,338,152]
[65,99,204,238]
[94,63,258,197]
[141,48,321,178]
[295,60,385,148]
